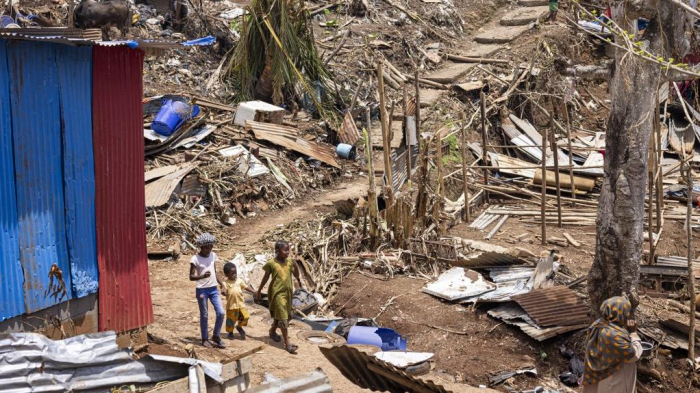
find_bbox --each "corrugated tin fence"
[0,41,152,332]
[93,46,153,332]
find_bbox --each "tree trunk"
[589,2,687,313]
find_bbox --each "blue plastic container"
[347,326,407,351]
[1,16,15,28]
[151,100,200,137]
[336,143,356,160]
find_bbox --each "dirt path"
[227,174,368,254]
[147,175,374,391]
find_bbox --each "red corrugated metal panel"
[92,46,153,332]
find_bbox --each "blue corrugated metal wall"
[56,45,98,299]
[7,41,73,313]
[0,41,24,321]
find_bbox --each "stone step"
[461,44,503,58]
[500,6,549,26]
[419,89,443,108]
[474,25,531,45]
[425,63,477,84]
[519,0,548,6]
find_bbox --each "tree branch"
[557,58,614,80]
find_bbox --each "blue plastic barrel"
[1,16,15,28]
[347,326,407,351]
[336,143,357,160]
[151,100,200,137]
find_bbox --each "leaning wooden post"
[541,125,548,246]
[655,91,664,228]
[415,70,421,158]
[364,115,380,250]
[686,159,696,363]
[480,90,489,203]
[460,112,471,222]
[561,100,576,203]
[403,84,412,185]
[434,136,444,234]
[549,132,562,228]
[377,62,394,204]
[647,127,656,262]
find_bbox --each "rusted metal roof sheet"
[0,41,23,321]
[319,345,451,393]
[145,163,196,207]
[56,45,99,299]
[93,46,153,332]
[246,121,341,168]
[8,40,73,313]
[488,303,586,341]
[246,369,332,393]
[338,112,360,145]
[512,286,589,327]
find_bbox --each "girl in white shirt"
[189,233,226,348]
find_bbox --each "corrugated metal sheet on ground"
[0,40,23,321]
[8,40,73,313]
[93,46,153,332]
[246,121,341,168]
[338,112,360,145]
[319,345,451,393]
[0,331,225,392]
[511,286,589,327]
[145,163,196,207]
[246,369,332,393]
[488,302,587,341]
[56,45,99,299]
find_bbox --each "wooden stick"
[648,137,656,262]
[480,90,489,203]
[686,162,696,363]
[561,99,576,204]
[437,134,445,198]
[541,123,548,245]
[461,112,471,222]
[548,109,562,228]
[403,84,411,183]
[415,70,421,158]
[323,29,350,66]
[445,53,510,65]
[654,88,663,228]
[405,73,449,90]
[377,62,394,204]
[364,111,380,250]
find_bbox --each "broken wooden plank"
[485,215,509,240]
[145,164,180,182]
[562,232,581,247]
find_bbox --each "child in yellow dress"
[221,263,256,339]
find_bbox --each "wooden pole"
[686,161,696,363]
[364,109,379,250]
[648,126,656,262]
[480,90,489,203]
[655,90,664,228]
[460,112,471,222]
[437,134,445,198]
[561,100,576,204]
[377,62,394,204]
[548,111,562,228]
[403,83,412,184]
[415,71,421,154]
[541,124,548,245]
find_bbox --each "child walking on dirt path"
[189,233,226,349]
[255,240,304,354]
[221,262,256,340]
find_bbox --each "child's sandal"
[202,340,213,348]
[269,331,282,342]
[286,344,298,354]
